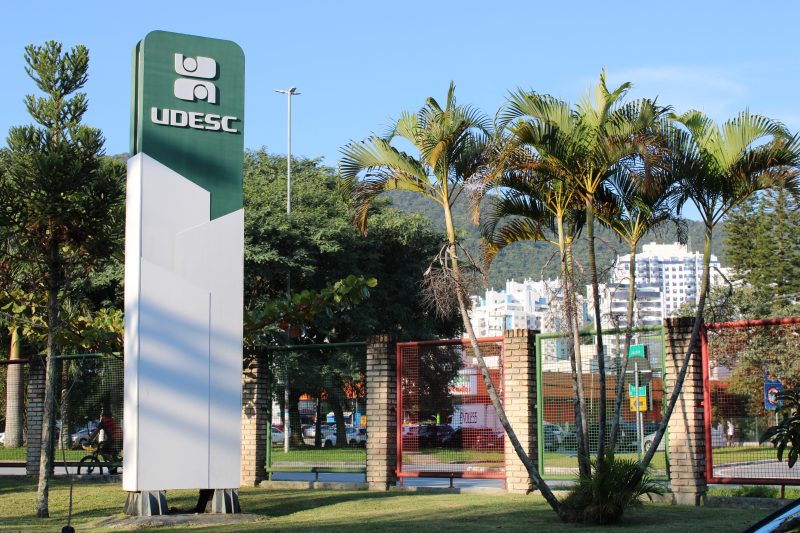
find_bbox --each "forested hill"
[385,191,727,291]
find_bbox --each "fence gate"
[703,317,800,485]
[397,338,505,482]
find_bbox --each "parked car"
[444,427,503,450]
[543,422,563,451]
[0,432,4,445]
[302,424,337,447]
[271,425,285,446]
[71,421,99,447]
[346,427,367,447]
[561,422,638,452]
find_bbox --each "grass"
[711,446,777,465]
[0,478,770,532]
[0,446,90,462]
[270,447,366,464]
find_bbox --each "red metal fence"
[703,317,800,485]
[396,338,505,481]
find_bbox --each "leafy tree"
[244,149,459,446]
[0,42,123,517]
[725,188,800,304]
[340,84,565,517]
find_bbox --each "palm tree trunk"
[587,202,608,466]
[5,327,24,448]
[444,204,565,520]
[564,235,590,477]
[633,223,713,481]
[609,241,637,451]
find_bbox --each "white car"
[271,425,284,446]
[71,421,99,447]
[302,425,337,447]
[0,432,4,445]
[346,427,367,447]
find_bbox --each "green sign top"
[131,31,245,219]
[628,344,647,358]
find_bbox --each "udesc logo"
[150,53,240,134]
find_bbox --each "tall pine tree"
[0,41,123,517]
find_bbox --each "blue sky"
[2,0,798,171]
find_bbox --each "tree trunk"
[587,202,608,467]
[59,360,71,450]
[36,252,60,518]
[443,203,566,520]
[634,223,713,481]
[4,327,24,448]
[608,242,637,451]
[314,394,323,448]
[289,389,304,447]
[329,393,348,448]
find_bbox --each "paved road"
[715,459,800,481]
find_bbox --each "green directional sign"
[628,384,647,397]
[131,30,245,219]
[628,344,647,358]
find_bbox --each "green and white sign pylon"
[124,31,245,504]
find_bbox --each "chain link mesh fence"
[704,318,800,484]
[266,344,368,476]
[397,338,505,481]
[537,326,669,479]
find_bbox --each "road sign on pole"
[628,344,647,358]
[629,396,647,412]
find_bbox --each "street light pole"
[275,87,300,454]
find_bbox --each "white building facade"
[592,242,730,329]
[467,278,583,338]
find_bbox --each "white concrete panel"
[174,209,244,487]
[123,155,143,491]
[138,154,209,271]
[136,259,211,490]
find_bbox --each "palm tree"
[479,140,593,478]
[499,73,662,465]
[339,84,566,517]
[634,110,800,478]
[594,141,683,450]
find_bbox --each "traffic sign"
[629,384,647,397]
[628,344,647,358]
[765,379,782,410]
[630,396,647,412]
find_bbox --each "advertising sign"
[449,369,478,396]
[765,378,783,411]
[124,31,245,493]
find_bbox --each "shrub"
[560,453,665,524]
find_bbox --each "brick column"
[366,335,396,490]
[503,329,538,494]
[26,356,45,476]
[240,353,268,486]
[664,317,707,506]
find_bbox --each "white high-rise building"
[467,278,565,338]
[592,242,731,329]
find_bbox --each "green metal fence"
[536,326,669,480]
[263,342,368,479]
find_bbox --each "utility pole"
[274,87,300,454]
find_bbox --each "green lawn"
[0,478,770,532]
[270,447,366,465]
[0,446,89,462]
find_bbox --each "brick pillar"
[366,335,396,490]
[26,356,45,476]
[503,329,538,494]
[664,317,707,505]
[240,353,268,486]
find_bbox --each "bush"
[560,453,665,524]
[731,485,779,498]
